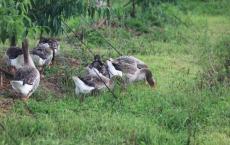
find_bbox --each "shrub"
[199,36,230,88]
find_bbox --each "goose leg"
[121,76,129,91]
[91,89,100,96]
[39,67,45,78]
[0,72,3,88]
[79,95,85,103]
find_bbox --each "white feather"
[106,60,122,77]
[32,55,46,66]
[87,67,101,77]
[10,81,34,96]
[10,55,24,69]
[72,76,95,95]
[38,43,50,48]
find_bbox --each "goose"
[72,67,120,96]
[31,43,54,71]
[10,39,40,101]
[111,58,156,88]
[4,36,24,71]
[39,37,60,56]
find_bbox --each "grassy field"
[1,1,230,145]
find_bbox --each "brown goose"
[10,39,40,101]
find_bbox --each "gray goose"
[10,39,40,101]
[110,57,156,88]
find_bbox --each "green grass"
[1,1,230,145]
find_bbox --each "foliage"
[200,36,230,88]
[85,0,111,20]
[28,0,84,36]
[0,0,31,44]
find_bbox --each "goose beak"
[152,80,157,90]
[147,78,156,90]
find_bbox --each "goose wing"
[14,67,39,85]
[115,57,136,66]
[79,75,107,89]
[117,56,148,69]
[112,61,137,75]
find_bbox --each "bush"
[199,36,230,88]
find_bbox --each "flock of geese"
[1,38,156,101]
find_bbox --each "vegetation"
[0,0,230,145]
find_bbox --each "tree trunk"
[130,0,136,17]
[0,72,3,88]
[107,0,110,7]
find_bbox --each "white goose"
[10,39,40,101]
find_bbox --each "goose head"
[140,68,156,88]
[89,55,104,70]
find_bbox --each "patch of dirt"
[65,57,81,68]
[0,71,15,117]
[40,56,80,96]
[0,74,11,95]
[41,74,65,96]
